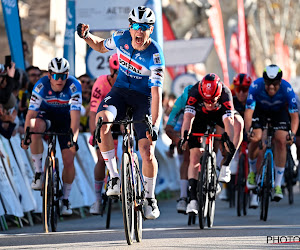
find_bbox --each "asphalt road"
[1,186,300,249]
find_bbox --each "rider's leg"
[94,149,106,200]
[179,149,189,198]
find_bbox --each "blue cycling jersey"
[166,85,192,131]
[104,29,165,96]
[246,78,298,113]
[28,75,82,114]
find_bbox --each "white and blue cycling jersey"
[166,85,192,131]
[104,29,165,96]
[246,78,298,113]
[28,75,82,114]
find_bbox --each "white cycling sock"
[144,176,156,199]
[95,180,104,201]
[32,153,43,173]
[275,166,285,187]
[63,183,72,200]
[249,158,257,173]
[101,149,119,178]
[180,179,188,198]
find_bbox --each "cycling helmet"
[198,73,223,101]
[233,73,252,87]
[48,57,70,73]
[128,6,155,24]
[109,54,119,70]
[263,64,282,82]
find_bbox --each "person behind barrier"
[0,103,17,139]
[21,57,82,216]
[244,64,299,202]
[88,53,120,215]
[77,6,164,219]
[165,85,192,214]
[180,73,244,214]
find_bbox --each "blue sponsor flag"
[1,0,25,70]
[63,0,75,76]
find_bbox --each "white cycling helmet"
[128,6,155,25]
[48,57,70,73]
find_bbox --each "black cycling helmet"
[263,64,282,82]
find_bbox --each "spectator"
[0,103,17,139]
[26,66,41,94]
[78,74,92,132]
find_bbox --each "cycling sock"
[101,149,119,178]
[144,176,156,199]
[275,166,285,187]
[32,153,43,173]
[188,178,197,201]
[63,183,72,200]
[95,180,104,201]
[180,179,188,198]
[249,158,257,174]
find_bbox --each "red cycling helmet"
[198,73,223,103]
[109,53,119,70]
[233,73,252,87]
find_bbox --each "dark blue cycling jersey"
[246,77,298,113]
[28,75,82,114]
[104,29,165,96]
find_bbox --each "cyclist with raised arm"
[244,64,299,201]
[77,6,164,219]
[21,57,82,216]
[165,85,192,213]
[89,53,119,215]
[181,73,244,213]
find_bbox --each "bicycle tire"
[198,152,208,229]
[121,153,134,245]
[237,154,245,217]
[106,197,112,229]
[260,153,272,221]
[51,158,59,232]
[43,157,53,233]
[285,148,294,205]
[207,152,216,228]
[133,153,142,242]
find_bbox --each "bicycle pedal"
[177,210,187,215]
[108,195,120,200]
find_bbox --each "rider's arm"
[290,112,299,135]
[244,108,254,133]
[24,110,38,131]
[223,115,235,143]
[89,111,97,134]
[151,86,162,128]
[181,112,195,138]
[84,34,109,54]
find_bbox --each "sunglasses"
[265,79,281,86]
[52,73,68,81]
[130,23,151,31]
[235,86,249,93]
[203,98,218,104]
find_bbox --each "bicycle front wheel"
[207,152,216,228]
[237,154,245,217]
[133,153,142,243]
[43,157,53,233]
[285,148,294,205]
[260,153,272,221]
[121,153,134,245]
[51,158,59,232]
[198,153,209,229]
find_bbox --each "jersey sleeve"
[148,46,165,88]
[104,30,125,51]
[246,80,258,110]
[167,94,185,127]
[284,81,298,113]
[221,85,234,120]
[90,75,106,113]
[28,81,44,111]
[69,81,82,111]
[184,84,199,116]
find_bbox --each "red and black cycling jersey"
[185,82,234,120]
[233,96,246,118]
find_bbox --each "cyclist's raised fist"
[77,23,90,39]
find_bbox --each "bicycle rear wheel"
[285,149,294,205]
[133,153,142,243]
[198,153,209,229]
[121,153,134,245]
[237,154,245,217]
[207,153,216,228]
[260,154,272,221]
[43,157,53,233]
[106,197,112,229]
[51,158,59,232]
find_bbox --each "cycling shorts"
[97,86,151,140]
[252,106,290,131]
[36,111,77,150]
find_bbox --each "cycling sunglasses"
[203,97,219,104]
[235,86,249,93]
[265,79,281,86]
[52,73,68,81]
[130,23,151,31]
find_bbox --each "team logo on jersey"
[153,53,161,65]
[287,87,293,92]
[119,54,142,74]
[115,30,125,36]
[223,101,233,110]
[70,83,77,93]
[48,90,52,95]
[34,83,44,93]
[125,44,129,50]
[104,96,112,102]
[71,94,81,105]
[187,96,197,106]
[252,83,258,89]
[30,94,38,103]
[292,98,296,103]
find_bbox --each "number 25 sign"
[86,48,114,79]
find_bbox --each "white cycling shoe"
[186,200,198,214]
[89,200,102,215]
[106,177,120,197]
[144,198,160,220]
[218,165,231,183]
[31,172,43,190]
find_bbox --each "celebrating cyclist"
[245,64,299,201]
[77,6,164,219]
[181,73,244,214]
[165,85,192,213]
[21,57,82,216]
[89,53,120,215]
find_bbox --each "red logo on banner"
[187,97,197,106]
